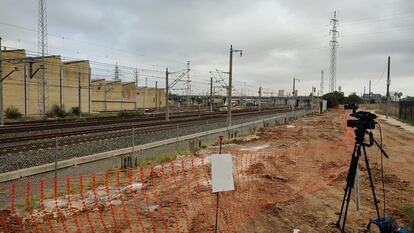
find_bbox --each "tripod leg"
[341,146,361,232]
[336,146,357,227]
[362,145,381,220]
[341,183,354,232]
[337,145,360,232]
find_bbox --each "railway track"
[0,107,301,174]
[0,107,281,135]
[0,108,288,148]
[0,110,207,134]
[0,119,215,154]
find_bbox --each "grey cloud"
[0,0,413,96]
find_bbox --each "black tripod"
[336,127,389,233]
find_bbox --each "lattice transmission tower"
[329,11,339,93]
[38,0,48,117]
[114,63,120,80]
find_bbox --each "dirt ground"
[237,109,414,233]
[2,109,413,233]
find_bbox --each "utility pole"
[329,11,339,93]
[311,86,315,109]
[104,86,107,111]
[135,68,139,87]
[143,77,147,109]
[135,68,138,110]
[364,86,366,102]
[369,80,372,108]
[292,77,296,111]
[243,81,246,101]
[155,81,158,111]
[186,61,191,106]
[386,56,391,119]
[258,86,262,112]
[320,70,324,96]
[210,77,213,112]
[0,37,3,126]
[78,72,81,117]
[165,68,169,121]
[227,45,242,127]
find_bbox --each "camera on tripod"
[344,103,377,130]
[338,103,407,233]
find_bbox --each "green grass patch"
[138,152,178,167]
[404,204,414,231]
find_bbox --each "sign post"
[212,136,234,233]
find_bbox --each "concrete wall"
[91,79,105,112]
[2,50,26,114]
[137,87,166,108]
[1,49,92,116]
[105,81,122,111]
[122,82,137,110]
[2,49,171,116]
[62,61,90,113]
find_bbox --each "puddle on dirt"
[207,144,270,151]
[286,125,296,128]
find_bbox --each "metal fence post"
[55,137,58,178]
[176,123,179,151]
[132,128,135,153]
[205,120,208,137]
[132,128,135,168]
[405,102,407,121]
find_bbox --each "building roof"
[107,80,122,84]
[27,55,61,60]
[62,60,89,65]
[122,82,136,85]
[1,49,25,52]
[91,79,106,82]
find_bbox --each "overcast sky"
[1,0,413,97]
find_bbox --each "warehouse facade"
[1,48,166,117]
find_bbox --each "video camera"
[344,103,377,130]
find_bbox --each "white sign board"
[211,154,234,193]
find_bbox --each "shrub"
[322,92,363,108]
[48,104,66,118]
[322,91,344,108]
[117,110,144,117]
[344,93,363,105]
[70,107,81,116]
[4,106,22,119]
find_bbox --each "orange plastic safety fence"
[11,183,25,232]
[66,176,82,233]
[160,163,180,233]
[0,116,354,233]
[116,169,133,233]
[104,172,119,232]
[40,180,56,233]
[149,164,169,233]
[127,169,146,232]
[54,178,69,233]
[140,165,157,233]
